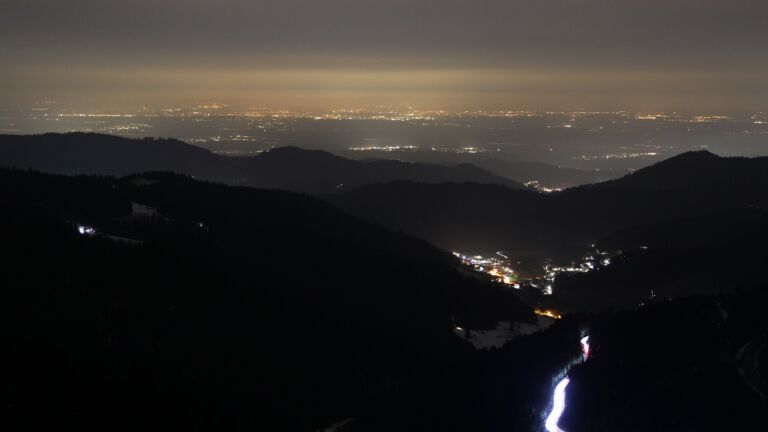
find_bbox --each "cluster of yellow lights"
[534,309,562,319]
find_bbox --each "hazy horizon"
[2,0,767,114]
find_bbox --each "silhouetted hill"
[328,181,549,254]
[474,158,615,189]
[598,207,768,251]
[590,150,768,191]
[348,151,620,189]
[551,208,768,311]
[0,168,531,431]
[330,152,768,255]
[0,133,524,193]
[0,132,222,177]
[240,146,525,192]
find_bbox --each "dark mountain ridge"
[0,133,219,177]
[473,158,616,189]
[0,133,525,193]
[543,207,768,311]
[330,151,768,255]
[589,150,768,191]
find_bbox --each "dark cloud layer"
[1,0,766,111]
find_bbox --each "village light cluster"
[454,247,615,297]
[452,252,519,287]
[534,309,563,320]
[541,247,614,295]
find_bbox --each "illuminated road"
[544,377,570,432]
[544,336,590,432]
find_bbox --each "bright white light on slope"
[545,377,570,432]
[580,336,590,359]
[77,225,96,236]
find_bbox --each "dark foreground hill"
[0,133,524,193]
[0,168,530,431]
[349,294,768,431]
[2,169,766,432]
[560,294,768,432]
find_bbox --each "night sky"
[2,0,767,112]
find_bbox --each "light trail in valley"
[544,335,591,432]
[544,377,570,432]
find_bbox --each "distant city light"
[348,145,418,152]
